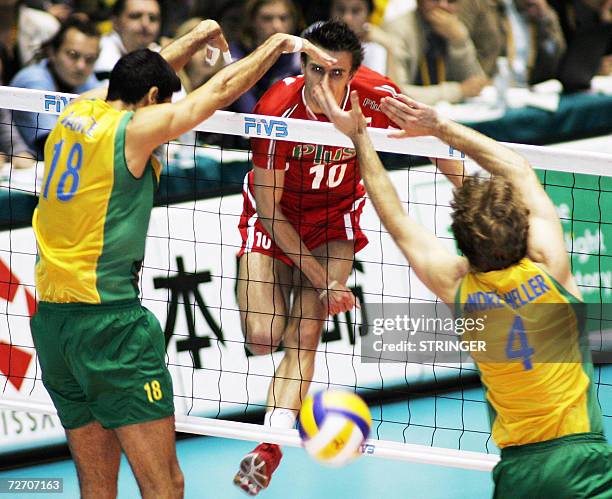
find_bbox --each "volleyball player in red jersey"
[234,20,462,495]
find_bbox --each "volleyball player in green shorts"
[30,20,337,498]
[314,79,612,498]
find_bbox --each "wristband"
[318,280,339,301]
[284,36,303,54]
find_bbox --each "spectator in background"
[550,0,612,91]
[189,0,244,44]
[158,0,192,38]
[10,17,100,157]
[24,0,73,22]
[0,57,35,171]
[0,0,60,80]
[297,0,394,25]
[457,0,504,77]
[228,0,301,113]
[382,0,488,104]
[94,0,161,81]
[496,0,566,86]
[330,0,396,75]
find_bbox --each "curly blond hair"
[451,175,530,272]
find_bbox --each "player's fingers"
[319,77,338,110]
[303,39,337,66]
[349,91,366,120]
[380,102,409,127]
[209,31,230,54]
[314,83,335,118]
[393,93,423,110]
[381,100,423,130]
[329,300,342,316]
[311,84,325,111]
[388,130,412,139]
[382,96,418,117]
[339,289,355,312]
[346,294,356,311]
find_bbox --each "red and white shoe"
[233,443,283,496]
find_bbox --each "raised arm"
[127,33,337,157]
[312,82,468,305]
[380,94,578,296]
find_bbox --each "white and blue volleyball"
[298,390,372,466]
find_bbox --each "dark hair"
[332,0,374,13]
[301,20,363,72]
[112,0,161,17]
[451,176,530,272]
[37,16,100,61]
[107,49,181,104]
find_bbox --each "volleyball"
[298,390,372,466]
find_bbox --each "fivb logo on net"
[43,94,73,114]
[244,116,289,138]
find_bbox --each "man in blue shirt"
[10,17,101,157]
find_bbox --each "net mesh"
[0,87,610,460]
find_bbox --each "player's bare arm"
[126,34,338,173]
[380,94,579,297]
[435,158,464,188]
[73,21,227,105]
[253,167,357,316]
[313,81,467,305]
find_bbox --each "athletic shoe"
[233,443,283,496]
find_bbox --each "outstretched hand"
[311,78,367,139]
[380,94,443,139]
[278,35,338,67]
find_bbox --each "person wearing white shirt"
[94,0,161,81]
[330,0,391,75]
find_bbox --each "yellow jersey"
[457,258,603,448]
[33,99,162,303]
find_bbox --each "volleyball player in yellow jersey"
[314,80,612,497]
[30,19,337,499]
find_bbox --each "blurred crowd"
[1,0,611,168]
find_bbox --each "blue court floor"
[2,368,610,499]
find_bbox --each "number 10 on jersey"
[309,163,347,189]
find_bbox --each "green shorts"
[494,433,612,498]
[30,300,174,430]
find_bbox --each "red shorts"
[237,183,368,267]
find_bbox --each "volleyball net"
[0,86,610,470]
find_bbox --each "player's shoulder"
[254,75,305,116]
[351,66,400,98]
[351,67,400,127]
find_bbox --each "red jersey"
[248,66,400,217]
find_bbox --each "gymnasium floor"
[2,367,610,499]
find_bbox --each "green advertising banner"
[539,170,612,341]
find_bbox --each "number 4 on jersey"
[505,315,535,370]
